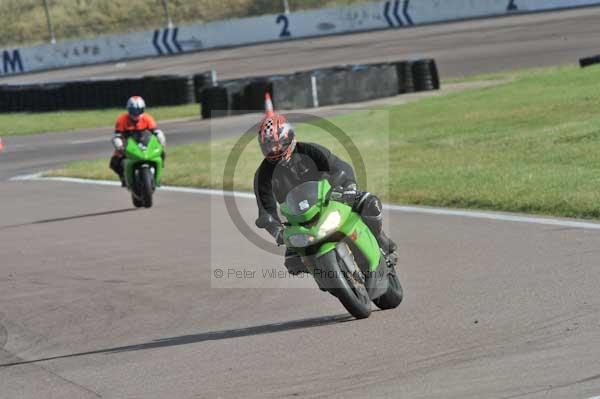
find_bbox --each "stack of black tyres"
[244,79,273,112]
[412,59,440,91]
[0,74,205,113]
[271,72,314,109]
[223,79,251,115]
[193,71,217,102]
[580,55,600,68]
[200,86,228,119]
[394,61,415,94]
[314,64,399,106]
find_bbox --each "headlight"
[288,234,315,248]
[317,211,341,238]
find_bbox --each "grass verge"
[48,65,600,219]
[0,104,199,136]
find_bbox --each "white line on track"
[9,174,600,231]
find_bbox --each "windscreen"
[133,131,152,146]
[284,181,320,216]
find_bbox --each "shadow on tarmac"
[0,208,139,230]
[0,313,354,368]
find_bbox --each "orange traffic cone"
[265,92,274,117]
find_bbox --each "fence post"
[161,0,174,28]
[42,0,56,44]
[282,0,291,14]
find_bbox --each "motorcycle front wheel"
[139,167,154,208]
[316,250,371,319]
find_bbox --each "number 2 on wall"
[277,15,291,37]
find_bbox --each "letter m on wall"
[2,50,24,74]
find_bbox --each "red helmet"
[258,113,296,162]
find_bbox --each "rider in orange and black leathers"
[109,96,166,186]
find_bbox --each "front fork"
[305,242,389,300]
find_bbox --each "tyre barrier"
[222,78,253,115]
[580,55,600,68]
[200,86,229,119]
[244,79,273,112]
[193,71,218,102]
[199,59,439,118]
[412,59,440,91]
[0,74,197,113]
[271,72,314,110]
[0,59,439,115]
[395,61,415,94]
[314,63,399,107]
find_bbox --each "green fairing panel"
[338,212,381,271]
[123,135,164,185]
[314,203,381,271]
[282,179,381,271]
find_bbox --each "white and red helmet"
[126,96,146,120]
[258,94,296,162]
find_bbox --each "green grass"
[49,65,600,219]
[2,0,367,47]
[0,104,199,136]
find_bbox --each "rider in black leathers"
[254,105,396,274]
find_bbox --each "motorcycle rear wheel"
[373,265,403,310]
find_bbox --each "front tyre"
[316,250,371,319]
[132,194,144,208]
[139,167,154,208]
[334,273,372,319]
[373,265,403,310]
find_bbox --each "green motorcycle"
[122,131,164,208]
[256,174,403,319]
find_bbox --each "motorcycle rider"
[110,96,166,186]
[254,95,396,275]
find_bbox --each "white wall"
[1,0,598,77]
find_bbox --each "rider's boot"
[109,155,126,187]
[358,194,397,263]
[376,229,397,256]
[376,230,398,267]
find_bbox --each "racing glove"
[153,129,166,147]
[330,182,360,205]
[112,134,124,151]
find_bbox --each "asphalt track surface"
[3,9,600,399]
